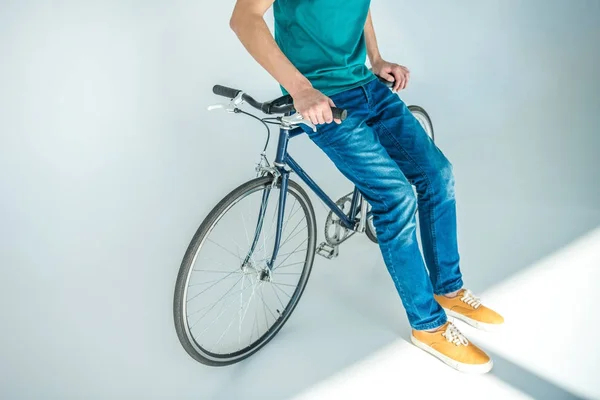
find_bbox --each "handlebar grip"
[377,75,394,88]
[332,107,347,121]
[213,85,241,99]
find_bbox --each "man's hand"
[292,87,341,126]
[372,59,410,92]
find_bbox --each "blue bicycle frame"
[248,125,365,272]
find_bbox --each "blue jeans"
[303,78,463,330]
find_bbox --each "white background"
[1,0,599,399]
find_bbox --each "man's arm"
[364,9,410,92]
[230,0,339,125]
[364,9,383,66]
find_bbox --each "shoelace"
[442,323,469,346]
[461,289,481,309]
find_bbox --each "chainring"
[324,192,356,245]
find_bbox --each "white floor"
[289,226,600,400]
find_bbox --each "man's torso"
[273,0,376,96]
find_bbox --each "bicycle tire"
[173,175,317,366]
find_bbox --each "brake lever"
[207,103,229,111]
[281,113,317,132]
[207,92,245,113]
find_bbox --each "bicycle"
[172,78,435,366]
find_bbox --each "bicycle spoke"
[270,282,286,311]
[191,268,238,274]
[194,255,242,273]
[273,237,308,271]
[206,238,242,262]
[279,198,299,238]
[186,285,249,318]
[195,294,241,338]
[249,305,259,347]
[244,283,260,347]
[237,281,260,346]
[278,220,307,249]
[216,280,258,349]
[261,285,269,337]
[188,275,239,287]
[271,282,298,288]
[186,270,240,304]
[189,274,245,330]
[256,197,299,255]
[272,281,293,299]
[240,209,251,246]
[237,271,246,345]
[259,285,277,320]
[256,248,306,264]
[272,260,305,271]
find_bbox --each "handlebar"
[212,84,347,121]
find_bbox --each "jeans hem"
[411,314,447,331]
[434,278,464,296]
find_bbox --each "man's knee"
[430,155,455,200]
[380,185,418,221]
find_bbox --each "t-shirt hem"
[319,74,378,97]
[279,73,378,98]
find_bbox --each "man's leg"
[304,85,446,331]
[366,79,504,333]
[366,80,463,296]
[303,82,495,373]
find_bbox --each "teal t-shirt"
[273,0,376,96]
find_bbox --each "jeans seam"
[325,141,416,315]
[360,85,371,108]
[376,120,442,287]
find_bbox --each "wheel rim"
[180,182,312,361]
[412,111,433,140]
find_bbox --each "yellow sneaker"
[411,322,493,374]
[434,289,504,331]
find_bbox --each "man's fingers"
[315,106,326,125]
[379,71,395,82]
[317,112,326,125]
[306,110,318,126]
[397,75,405,91]
[390,66,410,91]
[394,75,402,91]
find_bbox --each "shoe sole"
[444,308,503,332]
[410,335,493,374]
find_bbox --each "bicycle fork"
[241,171,288,281]
[243,127,294,279]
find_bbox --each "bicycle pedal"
[317,242,339,259]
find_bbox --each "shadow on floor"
[488,350,591,400]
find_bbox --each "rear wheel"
[173,176,317,366]
[365,105,434,244]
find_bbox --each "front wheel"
[173,176,317,366]
[365,105,434,244]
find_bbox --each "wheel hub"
[258,267,272,282]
